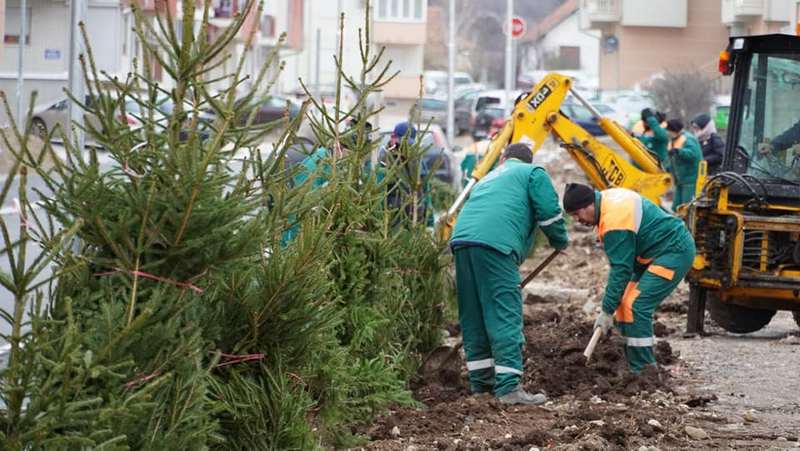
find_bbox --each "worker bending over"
[450,143,568,405]
[563,184,695,373]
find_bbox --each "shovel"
[422,250,562,375]
[583,328,603,363]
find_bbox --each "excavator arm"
[437,73,672,241]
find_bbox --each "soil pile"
[522,306,673,402]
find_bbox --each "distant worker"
[450,143,568,405]
[380,122,433,226]
[563,184,695,374]
[665,119,703,210]
[690,113,724,175]
[635,109,668,165]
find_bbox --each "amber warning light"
[718,50,731,75]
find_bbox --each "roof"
[521,0,578,43]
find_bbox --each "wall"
[598,0,729,91]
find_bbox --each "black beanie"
[666,119,684,133]
[563,183,595,213]
[691,113,710,129]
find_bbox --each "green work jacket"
[595,188,690,315]
[450,159,568,263]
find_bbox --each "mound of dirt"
[522,306,673,402]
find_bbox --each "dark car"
[561,101,607,137]
[235,95,300,125]
[471,107,506,141]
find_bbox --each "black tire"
[32,118,47,139]
[708,294,776,334]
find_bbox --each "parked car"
[235,95,300,125]
[410,97,448,131]
[471,106,505,141]
[32,95,216,144]
[423,70,475,96]
[560,100,611,137]
[599,90,655,130]
[454,86,485,135]
[467,89,521,134]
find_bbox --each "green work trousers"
[454,245,524,396]
[615,233,696,372]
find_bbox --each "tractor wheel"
[708,294,776,334]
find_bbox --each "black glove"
[641,108,655,122]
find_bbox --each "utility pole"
[69,0,87,153]
[504,0,514,116]
[16,0,27,125]
[446,0,455,146]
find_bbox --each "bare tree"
[645,70,715,123]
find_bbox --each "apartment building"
[579,0,795,91]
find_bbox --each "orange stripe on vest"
[597,189,643,240]
[669,134,687,150]
[614,281,640,323]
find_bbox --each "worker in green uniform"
[562,184,696,373]
[665,119,703,211]
[450,143,568,405]
[637,109,669,165]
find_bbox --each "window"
[736,52,800,182]
[375,0,427,22]
[559,46,580,70]
[261,14,275,38]
[5,7,32,45]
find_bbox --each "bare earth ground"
[348,141,800,451]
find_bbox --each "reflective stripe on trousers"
[625,336,655,347]
[466,358,494,371]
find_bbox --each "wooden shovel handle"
[583,328,603,361]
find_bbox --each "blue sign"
[44,49,61,60]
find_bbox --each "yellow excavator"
[440,34,800,336]
[438,71,672,241]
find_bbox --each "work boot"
[497,387,547,405]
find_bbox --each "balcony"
[721,0,763,24]
[580,0,621,29]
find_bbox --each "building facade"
[580,0,796,91]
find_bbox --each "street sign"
[506,16,527,40]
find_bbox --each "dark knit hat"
[666,119,684,133]
[691,113,711,129]
[563,183,595,213]
[503,143,533,163]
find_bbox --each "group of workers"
[451,142,696,405]
[632,108,725,210]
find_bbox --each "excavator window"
[736,52,800,184]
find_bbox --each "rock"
[780,335,800,345]
[564,425,579,432]
[588,420,606,426]
[462,425,470,433]
[390,426,401,438]
[685,425,709,440]
[405,446,418,451]
[529,448,541,451]
[504,433,512,439]
[638,447,661,451]
[590,395,603,404]
[582,299,596,315]
[647,419,663,429]
[776,436,787,441]
[742,410,758,423]
[452,439,462,446]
